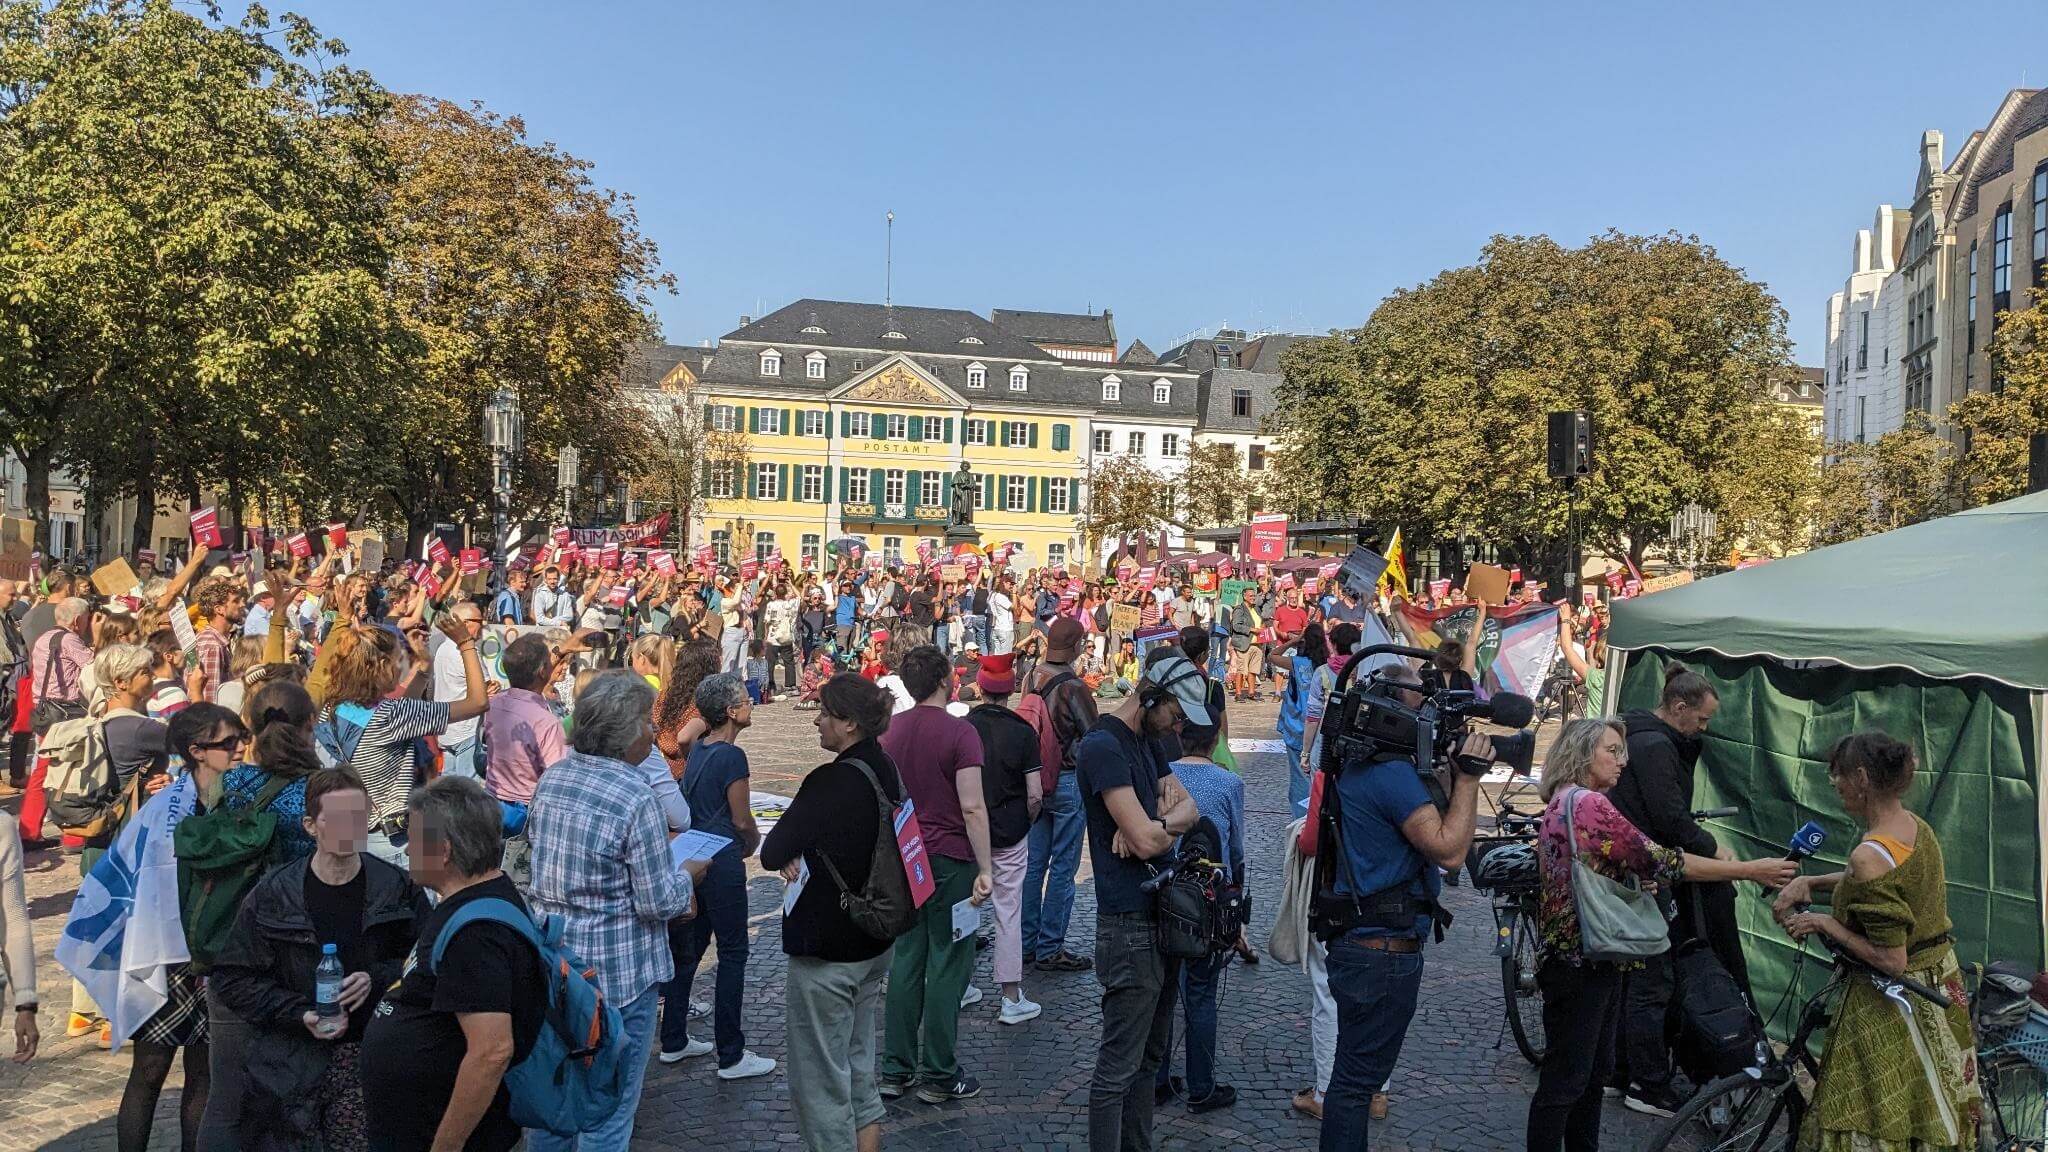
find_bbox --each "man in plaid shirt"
[527,670,704,1152]
[190,577,245,702]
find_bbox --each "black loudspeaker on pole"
[2029,433,2048,496]
[1548,411,1593,594]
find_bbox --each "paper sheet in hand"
[783,859,810,915]
[669,830,733,869]
[950,898,983,943]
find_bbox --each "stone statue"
[948,461,975,528]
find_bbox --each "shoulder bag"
[1561,786,1670,962]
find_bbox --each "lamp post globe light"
[1667,502,1718,575]
[483,387,523,587]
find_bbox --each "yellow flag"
[1378,528,1408,597]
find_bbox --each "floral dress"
[1536,786,1684,965]
[1801,816,1980,1152]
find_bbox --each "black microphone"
[1475,692,1535,729]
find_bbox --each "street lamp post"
[483,387,523,591]
[1667,503,1718,575]
[557,444,580,526]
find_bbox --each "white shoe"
[998,994,1041,1025]
[959,984,984,1008]
[717,1050,777,1080]
[658,1037,713,1064]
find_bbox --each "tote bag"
[1561,786,1669,962]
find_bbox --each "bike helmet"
[1473,842,1540,892]
[1976,961,2038,1038]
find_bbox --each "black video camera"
[1319,644,1538,797]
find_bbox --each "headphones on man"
[1139,658,1205,712]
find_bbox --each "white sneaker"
[998,994,1042,1025]
[959,984,984,1008]
[717,1050,777,1080]
[658,1037,713,1064]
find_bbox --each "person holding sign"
[659,674,774,1080]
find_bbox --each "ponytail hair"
[248,679,322,778]
[1660,662,1718,710]
[1828,731,1916,798]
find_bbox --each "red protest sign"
[739,556,760,582]
[1582,587,1599,608]
[766,548,785,573]
[916,539,933,564]
[606,584,631,607]
[325,522,350,550]
[287,532,312,559]
[649,549,677,575]
[458,548,483,575]
[1274,572,1296,591]
[189,506,223,549]
[1604,569,1625,592]
[1243,513,1288,564]
[1318,561,1341,580]
[1428,578,1452,599]
[551,525,571,546]
[692,545,715,572]
[895,798,937,908]
[1509,566,1524,583]
[600,542,621,570]
[419,565,443,598]
[1138,565,1157,590]
[426,537,452,567]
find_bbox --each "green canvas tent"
[1606,489,2048,1030]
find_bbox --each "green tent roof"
[1609,488,2048,691]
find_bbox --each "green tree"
[1948,301,2048,507]
[1177,440,1246,527]
[1811,412,1952,546]
[1080,455,1174,559]
[1267,232,1801,575]
[632,379,749,552]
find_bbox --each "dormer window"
[1152,380,1170,404]
[805,351,826,380]
[759,349,781,377]
[800,325,827,335]
[882,330,907,341]
[959,336,983,345]
[966,363,987,388]
[1009,366,1029,392]
[1102,375,1121,402]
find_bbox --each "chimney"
[740,315,751,328]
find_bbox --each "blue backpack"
[429,897,629,1136]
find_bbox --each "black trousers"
[1527,960,1625,1152]
[1618,880,1746,1093]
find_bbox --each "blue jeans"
[959,614,988,652]
[1320,937,1425,1152]
[527,983,659,1152]
[441,734,480,780]
[1022,770,1085,961]
[934,622,950,654]
[1285,736,1310,817]
[661,857,748,1066]
[1155,950,1230,1098]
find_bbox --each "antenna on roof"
[885,211,894,308]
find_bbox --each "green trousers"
[880,854,978,1083]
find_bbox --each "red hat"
[976,652,1017,695]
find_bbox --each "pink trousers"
[990,839,1030,985]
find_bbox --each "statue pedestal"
[943,523,982,549]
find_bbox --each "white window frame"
[757,408,784,435]
[709,404,738,432]
[708,462,736,499]
[1161,433,1179,458]
[1005,475,1026,510]
[886,414,908,441]
[1152,380,1170,404]
[800,464,824,502]
[710,529,731,565]
[966,363,987,388]
[805,351,826,379]
[919,472,940,506]
[848,411,871,438]
[760,349,781,377]
[1047,543,1067,570]
[883,536,903,566]
[1092,429,1112,455]
[753,531,775,559]
[1048,477,1071,514]
[801,410,826,437]
[801,533,822,569]
[754,462,780,500]
[921,418,945,443]
[965,419,989,446]
[1102,375,1121,402]
[1009,366,1028,391]
[1007,421,1030,448]
[884,468,905,506]
[1127,431,1145,455]
[846,470,869,503]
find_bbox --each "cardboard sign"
[459,548,484,575]
[1464,562,1511,606]
[894,797,937,908]
[350,531,385,576]
[190,506,223,549]
[91,558,140,598]
[1336,547,1389,599]
[325,522,350,551]
[1110,604,1140,635]
[940,563,966,582]
[1220,578,1255,607]
[1640,571,1694,595]
[0,519,36,582]
[286,532,312,559]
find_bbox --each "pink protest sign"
[287,532,312,559]
[895,798,937,909]
[189,507,222,549]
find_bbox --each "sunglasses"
[192,734,247,752]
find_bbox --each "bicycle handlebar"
[1693,805,1740,820]
[1809,935,1948,1006]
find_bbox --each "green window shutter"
[1028,423,1040,449]
[700,459,711,493]
[999,421,1011,445]
[870,468,886,504]
[1027,475,1039,514]
[941,469,953,512]
[943,417,954,443]
[906,469,921,507]
[784,408,795,435]
[746,407,757,433]
[839,411,850,437]
[909,415,923,441]
[778,464,789,501]
[1052,424,1069,452]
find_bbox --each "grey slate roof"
[990,308,1116,350]
[621,342,712,390]
[1120,338,1157,365]
[1952,89,2048,221]
[722,299,1052,362]
[1194,368,1285,433]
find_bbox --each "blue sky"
[286,0,2044,362]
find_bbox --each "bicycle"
[1971,961,2048,1151]
[1470,806,1546,1065]
[1649,939,1950,1150]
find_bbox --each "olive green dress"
[1801,816,1981,1151]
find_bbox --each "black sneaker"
[916,1075,982,1104]
[1622,1084,1685,1118]
[1039,950,1092,972]
[1189,1085,1238,1114]
[1155,1075,1185,1106]
[878,1074,913,1100]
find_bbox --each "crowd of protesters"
[0,528,1634,1152]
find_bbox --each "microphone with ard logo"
[1767,820,1827,898]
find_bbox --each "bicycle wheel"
[1980,1048,2047,1150]
[1651,1071,1803,1152]
[1503,900,1546,1065]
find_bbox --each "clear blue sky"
[286,0,2044,362]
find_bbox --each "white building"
[1824,206,1909,444]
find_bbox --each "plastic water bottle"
[313,944,345,1040]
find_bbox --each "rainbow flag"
[1397,600,1561,700]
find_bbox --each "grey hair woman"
[571,670,658,764]
[1524,717,1798,1151]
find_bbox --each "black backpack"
[814,757,917,942]
[1672,889,1761,1079]
[1154,816,1248,961]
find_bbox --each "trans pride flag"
[1397,601,1562,701]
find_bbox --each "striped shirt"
[527,750,693,1002]
[322,699,450,821]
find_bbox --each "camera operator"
[1319,664,1491,1152]
[1074,656,1206,1152]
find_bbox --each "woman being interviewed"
[1774,732,1981,1152]
[1524,717,1797,1152]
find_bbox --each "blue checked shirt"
[528,750,693,1002]
[1170,758,1247,886]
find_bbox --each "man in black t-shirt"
[362,777,544,1152]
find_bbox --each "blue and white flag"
[55,774,198,1050]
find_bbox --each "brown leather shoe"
[1292,1088,1323,1120]
[1370,1091,1390,1120]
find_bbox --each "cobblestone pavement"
[0,696,1667,1150]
